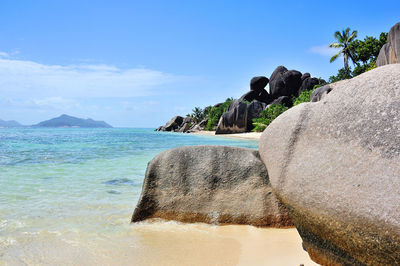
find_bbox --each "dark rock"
[155,126,164,131]
[247,101,267,131]
[282,70,302,96]
[187,124,201,133]
[377,22,400,66]
[239,89,273,104]
[198,119,208,128]
[301,73,310,82]
[239,90,258,102]
[213,102,223,108]
[269,66,302,98]
[267,96,292,108]
[310,85,332,102]
[164,116,184,131]
[298,77,319,96]
[132,146,293,227]
[259,64,400,265]
[216,101,248,134]
[178,123,191,132]
[182,116,192,125]
[250,76,269,92]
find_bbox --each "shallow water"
[0,128,315,265]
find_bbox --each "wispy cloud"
[308,45,340,57]
[0,52,10,58]
[0,58,190,98]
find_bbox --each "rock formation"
[269,66,302,98]
[215,101,248,134]
[132,146,293,227]
[156,66,322,134]
[377,22,400,66]
[259,64,400,265]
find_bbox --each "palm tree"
[191,107,204,123]
[329,28,358,70]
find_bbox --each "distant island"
[0,119,23,128]
[33,114,113,128]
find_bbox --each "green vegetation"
[293,89,313,106]
[329,28,358,70]
[205,98,234,130]
[329,30,387,83]
[252,104,288,132]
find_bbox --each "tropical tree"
[190,107,204,123]
[329,28,358,70]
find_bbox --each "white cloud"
[0,52,10,58]
[308,45,340,57]
[0,58,190,98]
[26,97,80,109]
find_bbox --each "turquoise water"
[0,128,258,264]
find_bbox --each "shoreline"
[192,130,262,141]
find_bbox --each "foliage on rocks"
[252,104,288,132]
[205,98,234,131]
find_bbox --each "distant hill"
[0,119,23,127]
[34,114,113,128]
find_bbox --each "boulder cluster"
[155,115,207,133]
[156,65,324,134]
[216,66,323,134]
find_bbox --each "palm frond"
[329,43,343,48]
[348,30,358,42]
[330,51,342,63]
[334,31,342,41]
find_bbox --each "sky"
[1,0,399,127]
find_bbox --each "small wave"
[103,178,135,186]
[107,190,121,195]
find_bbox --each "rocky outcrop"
[377,22,400,66]
[215,101,248,134]
[132,146,293,227]
[298,77,319,95]
[239,76,272,104]
[269,66,302,98]
[259,64,400,265]
[163,116,184,131]
[156,67,323,134]
[267,96,292,107]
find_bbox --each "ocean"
[0,128,314,265]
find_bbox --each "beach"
[192,130,262,140]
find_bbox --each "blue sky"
[1,0,399,127]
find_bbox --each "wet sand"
[2,220,318,265]
[192,131,262,141]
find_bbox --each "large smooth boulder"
[250,76,269,91]
[259,64,400,265]
[132,146,293,227]
[164,116,184,131]
[269,66,302,98]
[215,101,248,134]
[377,22,400,66]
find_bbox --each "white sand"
[3,221,318,265]
[192,131,262,141]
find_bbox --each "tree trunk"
[344,53,349,70]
